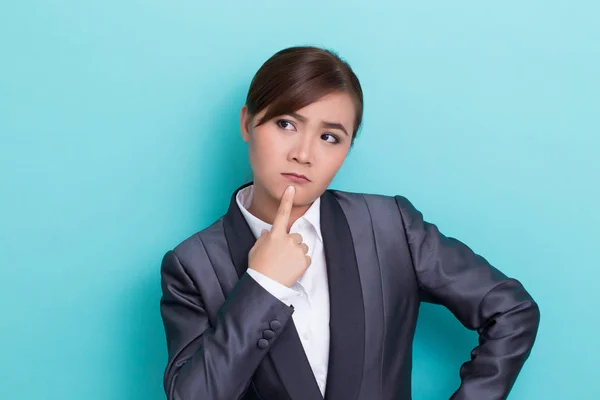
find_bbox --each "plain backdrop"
[1,1,598,399]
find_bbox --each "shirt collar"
[235,184,323,242]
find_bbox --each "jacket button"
[257,339,269,349]
[270,320,282,331]
[263,329,275,340]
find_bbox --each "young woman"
[159,46,540,400]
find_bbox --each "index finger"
[271,185,295,235]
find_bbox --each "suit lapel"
[223,182,256,279]
[321,190,366,400]
[223,182,323,400]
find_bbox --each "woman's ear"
[240,105,251,143]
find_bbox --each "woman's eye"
[322,133,340,144]
[276,119,295,130]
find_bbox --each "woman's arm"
[395,195,541,400]
[160,249,294,400]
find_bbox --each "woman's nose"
[289,135,314,165]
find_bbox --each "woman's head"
[240,46,363,214]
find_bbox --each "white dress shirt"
[236,184,330,396]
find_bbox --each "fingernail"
[287,185,295,194]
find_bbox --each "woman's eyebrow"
[321,121,349,137]
[288,112,349,137]
[288,112,308,122]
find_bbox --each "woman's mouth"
[281,173,310,184]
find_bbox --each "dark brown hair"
[245,46,364,144]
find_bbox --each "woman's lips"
[281,173,310,184]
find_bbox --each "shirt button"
[302,331,311,341]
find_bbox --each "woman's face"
[241,92,355,209]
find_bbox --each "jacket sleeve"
[159,249,295,400]
[395,195,540,400]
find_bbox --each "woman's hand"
[248,186,310,287]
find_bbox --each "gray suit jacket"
[159,182,540,400]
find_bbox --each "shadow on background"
[118,84,250,400]
[412,303,478,400]
[190,81,253,225]
[118,268,166,400]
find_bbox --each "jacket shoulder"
[329,188,411,208]
[169,217,225,264]
[329,189,422,232]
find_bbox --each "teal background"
[1,1,598,399]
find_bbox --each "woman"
[159,46,540,400]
